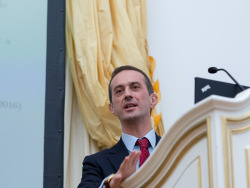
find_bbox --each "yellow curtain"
[66,0,164,147]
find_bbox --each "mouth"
[125,104,136,108]
[124,103,137,109]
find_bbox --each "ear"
[109,103,117,116]
[150,92,158,109]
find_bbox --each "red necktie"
[136,138,150,167]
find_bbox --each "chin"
[122,114,140,121]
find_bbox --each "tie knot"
[136,137,149,148]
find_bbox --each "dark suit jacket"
[77,133,161,188]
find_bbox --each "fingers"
[127,150,136,166]
[133,150,141,165]
[126,150,141,167]
[119,156,129,172]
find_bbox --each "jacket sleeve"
[77,155,104,188]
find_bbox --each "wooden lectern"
[121,89,250,188]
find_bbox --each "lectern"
[121,89,250,188]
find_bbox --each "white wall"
[147,0,250,132]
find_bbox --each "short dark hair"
[108,65,154,103]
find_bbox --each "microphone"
[208,67,245,91]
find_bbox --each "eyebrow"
[113,81,142,92]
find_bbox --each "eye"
[133,85,139,89]
[116,89,123,94]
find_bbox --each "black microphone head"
[208,67,218,73]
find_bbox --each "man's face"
[109,70,157,122]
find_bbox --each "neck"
[121,116,153,138]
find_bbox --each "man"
[78,65,161,188]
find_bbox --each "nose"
[124,87,132,100]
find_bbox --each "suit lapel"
[155,133,161,146]
[107,138,129,172]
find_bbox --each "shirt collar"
[122,128,156,152]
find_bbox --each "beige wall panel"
[163,138,209,188]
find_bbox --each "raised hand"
[109,150,141,188]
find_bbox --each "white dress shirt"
[122,128,156,169]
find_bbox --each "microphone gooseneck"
[208,67,245,91]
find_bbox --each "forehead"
[110,70,145,89]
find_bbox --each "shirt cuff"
[99,174,112,188]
